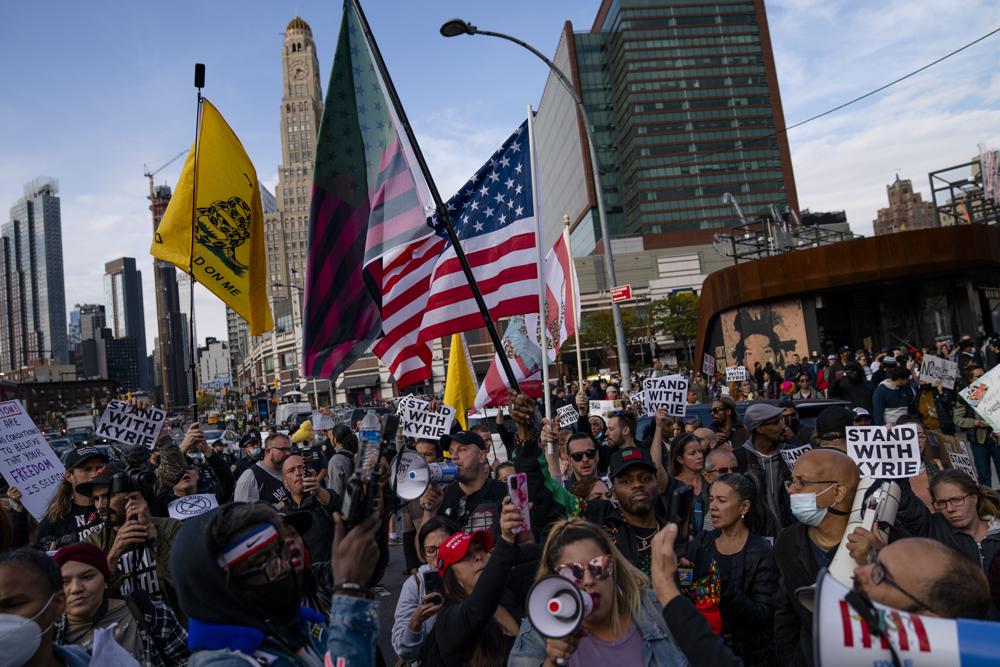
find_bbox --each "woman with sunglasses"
[509,518,688,667]
[792,374,818,400]
[882,469,1000,575]
[420,498,537,666]
[691,473,778,665]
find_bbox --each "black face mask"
[243,570,301,625]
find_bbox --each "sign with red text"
[610,284,632,303]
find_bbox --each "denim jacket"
[188,596,378,667]
[508,589,690,667]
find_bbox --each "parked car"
[46,438,74,459]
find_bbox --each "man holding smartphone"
[276,455,340,562]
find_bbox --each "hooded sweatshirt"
[872,379,916,426]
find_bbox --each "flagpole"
[563,215,585,387]
[188,63,205,422]
[526,105,551,431]
[348,0,519,393]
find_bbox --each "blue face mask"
[790,484,836,526]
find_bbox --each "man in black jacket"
[830,361,874,412]
[774,448,859,667]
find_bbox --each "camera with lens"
[110,468,156,494]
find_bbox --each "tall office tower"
[148,184,190,408]
[0,178,68,371]
[543,0,798,250]
[266,16,323,306]
[104,257,151,389]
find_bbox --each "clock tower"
[267,16,323,313]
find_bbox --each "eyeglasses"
[234,543,291,583]
[784,478,838,491]
[570,449,598,462]
[931,494,971,510]
[710,466,735,475]
[556,555,614,586]
[869,551,936,614]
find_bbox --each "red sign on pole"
[610,284,632,303]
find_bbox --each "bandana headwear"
[217,523,279,569]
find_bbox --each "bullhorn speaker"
[813,568,997,666]
[527,575,593,639]
[390,450,458,501]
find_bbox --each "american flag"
[373,122,538,387]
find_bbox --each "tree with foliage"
[577,307,646,370]
[649,292,700,368]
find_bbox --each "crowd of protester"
[0,335,999,666]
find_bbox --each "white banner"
[557,403,579,429]
[588,399,623,420]
[846,425,921,478]
[95,399,166,449]
[399,397,456,440]
[167,493,219,520]
[725,366,748,382]
[643,375,688,418]
[0,401,66,520]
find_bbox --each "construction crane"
[143,149,187,202]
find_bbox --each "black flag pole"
[188,63,205,422]
[348,0,520,393]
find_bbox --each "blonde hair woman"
[509,518,687,667]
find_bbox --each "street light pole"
[440,19,632,390]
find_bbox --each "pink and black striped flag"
[372,123,539,387]
[303,1,435,380]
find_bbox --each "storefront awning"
[338,374,379,389]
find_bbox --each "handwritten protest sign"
[959,362,1000,431]
[557,403,579,429]
[643,375,688,418]
[168,493,219,520]
[399,398,456,439]
[702,354,716,377]
[949,447,978,481]
[846,425,921,478]
[920,356,959,386]
[588,400,623,420]
[95,399,166,448]
[0,401,65,520]
[725,366,748,382]
[311,411,336,431]
[779,444,812,469]
[627,389,648,417]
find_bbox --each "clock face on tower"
[292,66,306,81]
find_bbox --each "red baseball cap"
[436,530,494,577]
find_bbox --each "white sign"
[959,362,1000,431]
[311,411,336,431]
[643,375,688,418]
[557,403,579,429]
[0,401,66,520]
[948,443,978,481]
[846,425,921,478]
[920,356,959,385]
[627,389,648,417]
[725,366,748,382]
[588,400,623,420]
[779,444,812,469]
[399,397,456,440]
[702,353,716,377]
[168,493,219,520]
[95,399,166,449]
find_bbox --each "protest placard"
[643,375,688,418]
[557,403,579,429]
[959,362,1000,431]
[95,399,166,448]
[167,493,219,520]
[948,447,978,481]
[627,389,648,417]
[588,400,623,420]
[846,425,921,478]
[311,411,336,431]
[919,356,959,386]
[399,398,456,439]
[725,366,748,382]
[779,444,812,469]
[702,353,716,377]
[0,400,65,520]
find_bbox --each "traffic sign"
[610,284,632,303]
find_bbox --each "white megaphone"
[390,450,459,501]
[797,477,901,611]
[813,568,997,666]
[527,575,594,639]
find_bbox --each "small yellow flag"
[443,333,478,430]
[151,99,273,335]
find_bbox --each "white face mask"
[789,483,836,527]
[0,591,57,667]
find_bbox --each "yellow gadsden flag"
[151,99,273,335]
[444,333,478,430]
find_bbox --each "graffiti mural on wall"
[719,299,809,369]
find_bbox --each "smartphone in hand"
[423,569,445,598]
[507,472,531,535]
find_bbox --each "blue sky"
[1,1,998,354]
